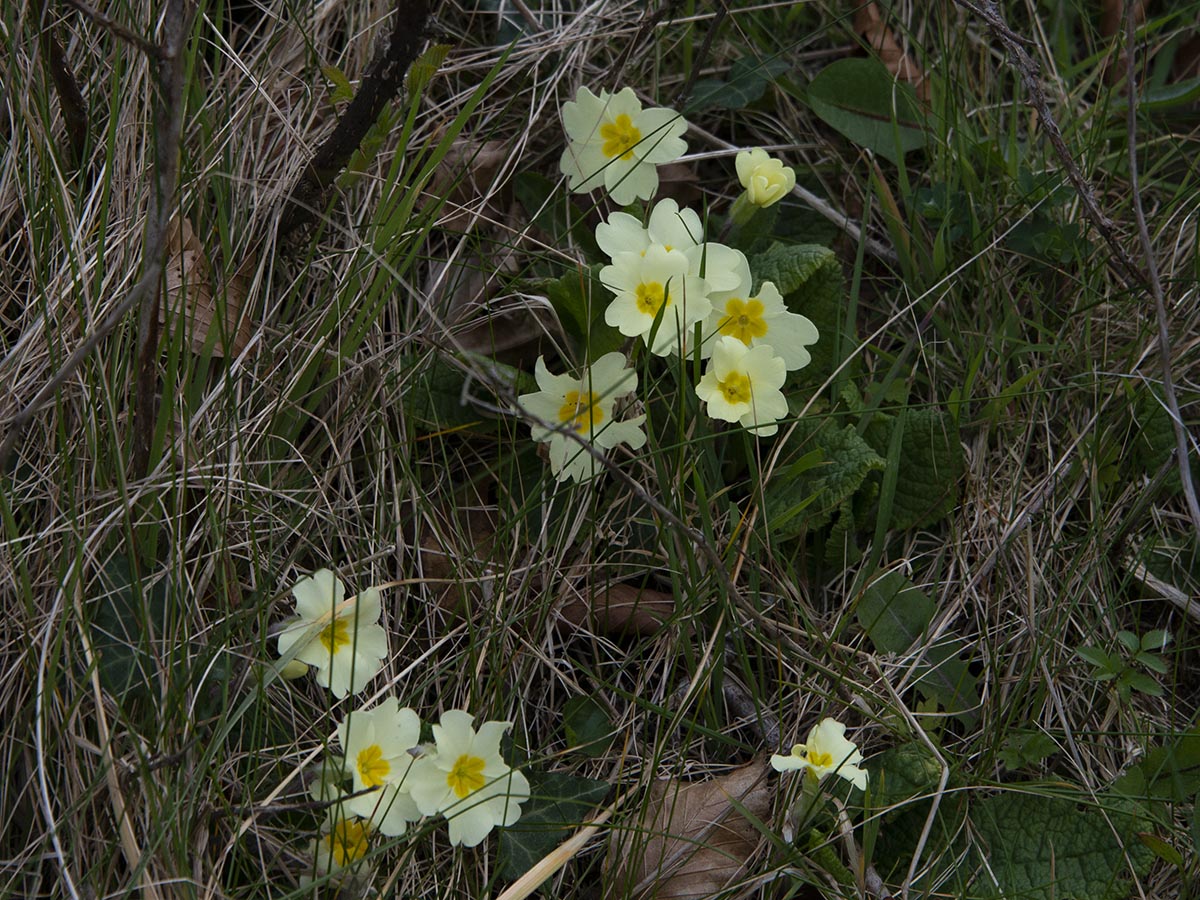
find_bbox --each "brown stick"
[277,0,432,241]
[132,0,189,477]
[62,0,161,57]
[39,21,89,169]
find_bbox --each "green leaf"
[406,43,450,99]
[1076,646,1117,671]
[91,556,169,701]
[869,743,967,889]
[912,638,980,726]
[322,65,354,104]
[763,419,885,539]
[972,792,1153,900]
[1134,651,1168,675]
[562,697,613,758]
[857,571,936,654]
[686,56,790,113]
[538,267,625,363]
[805,58,927,164]
[864,407,964,530]
[998,732,1059,771]
[1116,630,1140,653]
[750,242,838,296]
[1140,629,1172,652]
[497,771,611,880]
[399,353,529,432]
[1137,831,1184,867]
[1125,671,1164,697]
[749,242,852,394]
[1118,724,1200,802]
[1109,75,1200,114]
[513,172,599,256]
[1129,386,1199,495]
[870,741,941,808]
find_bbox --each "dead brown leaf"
[1100,0,1144,39]
[425,138,509,233]
[161,216,252,356]
[854,2,929,104]
[606,758,772,900]
[558,582,674,637]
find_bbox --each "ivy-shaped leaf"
[686,56,791,113]
[857,571,936,654]
[91,556,170,703]
[538,266,625,363]
[497,771,610,880]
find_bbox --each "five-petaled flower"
[601,244,712,356]
[736,148,796,208]
[407,710,531,847]
[695,336,788,435]
[699,252,819,370]
[336,699,423,836]
[310,815,372,874]
[560,86,688,206]
[770,718,868,790]
[276,569,389,698]
[517,351,647,483]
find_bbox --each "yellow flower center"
[558,390,604,432]
[718,371,752,405]
[600,113,641,161]
[318,617,350,654]
[635,281,670,318]
[324,818,370,867]
[356,745,390,788]
[718,298,768,344]
[806,749,834,768]
[447,754,487,798]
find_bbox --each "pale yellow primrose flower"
[736,148,796,208]
[699,252,819,370]
[276,569,389,698]
[596,200,744,295]
[695,336,788,436]
[770,718,868,790]
[560,86,688,206]
[336,698,422,836]
[407,710,531,847]
[517,351,646,483]
[601,245,712,356]
[309,815,372,874]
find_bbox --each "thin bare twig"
[278,0,432,241]
[39,20,89,169]
[686,121,898,264]
[62,0,161,57]
[1124,4,1200,537]
[672,2,727,109]
[132,0,189,476]
[954,0,1145,289]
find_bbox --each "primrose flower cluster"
[274,570,528,878]
[518,86,817,482]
